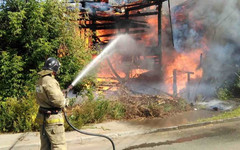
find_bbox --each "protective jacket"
[35,70,65,125]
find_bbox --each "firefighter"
[35,57,67,150]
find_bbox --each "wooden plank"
[128,11,158,17]
[126,0,165,11]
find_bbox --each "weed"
[217,88,233,100]
[65,98,126,130]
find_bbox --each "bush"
[0,51,25,100]
[0,0,94,100]
[0,91,38,132]
[0,0,95,132]
[109,102,126,119]
[217,87,233,100]
[216,72,240,100]
[65,99,126,130]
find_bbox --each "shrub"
[216,72,240,100]
[0,0,94,100]
[217,87,233,100]
[0,51,25,100]
[0,0,95,132]
[163,103,173,112]
[109,101,126,119]
[0,91,38,132]
[176,98,190,111]
[65,99,126,130]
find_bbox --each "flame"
[81,1,210,94]
[96,54,149,92]
[141,15,169,46]
[96,29,116,43]
[142,16,158,46]
[162,48,207,93]
[97,54,149,79]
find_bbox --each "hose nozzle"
[63,85,73,98]
[67,85,73,92]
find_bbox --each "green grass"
[198,107,240,122]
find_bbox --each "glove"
[62,89,68,98]
[64,98,70,107]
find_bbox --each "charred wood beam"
[149,0,167,3]
[126,0,165,11]
[82,22,148,30]
[78,17,147,26]
[94,19,147,24]
[157,2,163,75]
[90,15,120,21]
[79,17,148,24]
[125,20,147,23]
[82,21,147,27]
[98,30,146,37]
[113,0,166,10]
[121,0,166,12]
[125,10,129,33]
[82,23,147,28]
[97,33,116,38]
[79,11,158,21]
[128,11,158,17]
[91,19,148,26]
[187,71,194,100]
[79,15,122,21]
[94,26,146,30]
[118,3,141,8]
[127,2,158,11]
[127,29,147,34]
[173,69,177,96]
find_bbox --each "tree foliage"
[0,51,24,99]
[0,0,93,100]
[0,0,94,132]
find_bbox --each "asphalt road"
[68,120,240,150]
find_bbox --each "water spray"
[71,34,126,87]
[64,34,130,150]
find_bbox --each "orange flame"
[84,3,209,94]
[162,48,207,94]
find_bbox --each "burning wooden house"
[72,0,169,92]
[70,0,240,102]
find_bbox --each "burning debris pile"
[115,90,192,119]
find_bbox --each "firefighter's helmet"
[42,57,61,73]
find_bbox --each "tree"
[0,0,93,100]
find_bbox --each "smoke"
[101,34,156,79]
[194,0,240,98]
[72,33,156,88]
[71,34,150,86]
[170,0,240,99]
[85,2,113,14]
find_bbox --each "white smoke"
[193,0,240,98]
[105,34,156,79]
[171,0,240,99]
[72,34,155,87]
[162,0,240,100]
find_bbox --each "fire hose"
[63,86,115,150]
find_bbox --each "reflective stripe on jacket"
[35,113,64,125]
